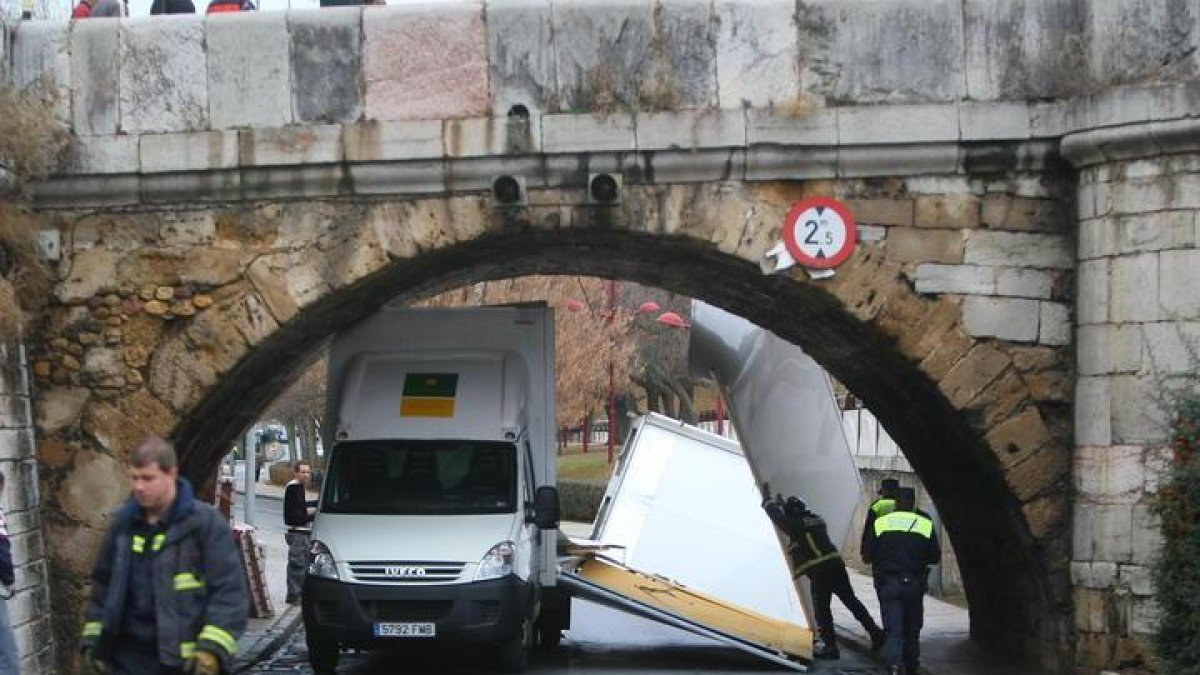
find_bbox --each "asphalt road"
[244,498,888,675]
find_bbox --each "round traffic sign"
[782,197,857,270]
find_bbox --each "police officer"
[860,478,899,563]
[80,437,247,675]
[763,488,884,660]
[862,487,940,675]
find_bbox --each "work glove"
[186,649,221,675]
[81,648,110,675]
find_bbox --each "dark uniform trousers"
[809,559,877,642]
[111,638,186,675]
[875,572,925,672]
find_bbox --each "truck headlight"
[307,540,339,579]
[474,541,515,581]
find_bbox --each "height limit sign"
[780,197,857,270]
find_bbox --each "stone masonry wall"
[1071,153,1200,671]
[0,341,54,675]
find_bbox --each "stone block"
[347,160,447,196]
[57,450,129,529]
[1091,503,1134,563]
[1030,101,1070,138]
[142,171,243,204]
[34,388,89,434]
[799,0,965,103]
[444,116,538,157]
[1129,596,1160,636]
[139,131,239,173]
[55,248,119,303]
[845,198,913,227]
[1078,217,1117,260]
[996,268,1055,299]
[634,110,744,151]
[963,231,1072,269]
[838,144,960,178]
[1078,324,1143,376]
[742,145,834,181]
[364,3,489,121]
[745,108,836,147]
[963,296,1039,342]
[487,0,557,122]
[11,21,71,123]
[1160,249,1200,319]
[70,19,121,135]
[0,431,33,462]
[119,17,209,134]
[1039,301,1071,346]
[939,343,1010,408]
[207,12,293,129]
[1075,377,1112,447]
[1121,564,1154,596]
[343,120,443,162]
[1131,504,1163,566]
[1074,588,1108,633]
[913,264,994,295]
[1073,446,1147,502]
[65,136,140,176]
[238,166,343,201]
[652,0,720,109]
[884,227,963,264]
[290,8,364,124]
[959,102,1032,141]
[1110,375,1165,445]
[838,104,959,145]
[980,194,1065,233]
[1110,252,1160,323]
[1141,321,1200,375]
[646,148,747,184]
[1116,211,1198,257]
[915,194,980,229]
[447,155,543,193]
[1069,561,1093,587]
[32,175,142,209]
[1077,259,1110,325]
[542,113,635,153]
[553,0,656,112]
[715,0,798,108]
[239,125,343,167]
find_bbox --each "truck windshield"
[322,440,518,515]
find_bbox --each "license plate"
[373,622,436,638]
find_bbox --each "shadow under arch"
[173,227,1066,669]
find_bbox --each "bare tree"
[263,355,327,470]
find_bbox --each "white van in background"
[303,304,565,673]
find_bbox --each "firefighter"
[861,478,900,564]
[862,487,940,675]
[81,437,247,675]
[763,487,884,660]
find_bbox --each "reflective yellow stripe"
[874,511,934,538]
[198,625,238,656]
[180,641,195,659]
[152,533,167,552]
[173,572,205,592]
[870,498,896,517]
[131,535,146,554]
[82,621,102,637]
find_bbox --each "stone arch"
[33,180,1071,669]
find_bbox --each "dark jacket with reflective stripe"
[763,499,841,576]
[82,478,248,670]
[862,509,940,576]
[859,497,896,564]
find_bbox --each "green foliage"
[558,480,606,523]
[1153,394,1200,674]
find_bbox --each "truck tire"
[497,615,532,672]
[306,630,339,675]
[535,622,562,649]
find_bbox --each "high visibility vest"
[869,497,896,517]
[874,511,934,539]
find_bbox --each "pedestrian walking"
[762,486,884,660]
[0,472,20,675]
[80,436,247,675]
[861,478,900,564]
[283,461,317,605]
[862,487,940,675]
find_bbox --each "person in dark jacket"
[861,478,900,564]
[862,487,940,675]
[0,472,19,675]
[763,487,884,660]
[149,0,195,13]
[283,461,317,605]
[80,437,247,675]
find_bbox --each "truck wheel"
[306,631,339,674]
[498,615,532,672]
[535,622,562,649]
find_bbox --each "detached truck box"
[304,304,564,673]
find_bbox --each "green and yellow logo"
[400,373,458,417]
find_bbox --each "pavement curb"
[233,605,303,673]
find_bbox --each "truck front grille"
[371,600,453,622]
[348,560,466,584]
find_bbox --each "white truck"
[303,304,567,673]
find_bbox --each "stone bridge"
[2,0,1199,672]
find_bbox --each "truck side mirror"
[532,486,560,530]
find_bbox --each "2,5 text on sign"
[781,197,858,270]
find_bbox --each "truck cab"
[303,306,565,673]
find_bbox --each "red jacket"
[206,0,241,11]
[72,0,93,17]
